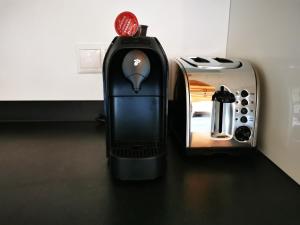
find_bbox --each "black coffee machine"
[103,36,168,180]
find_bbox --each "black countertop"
[0,122,299,225]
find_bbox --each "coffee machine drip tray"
[111,142,162,158]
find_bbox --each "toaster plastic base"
[182,147,256,156]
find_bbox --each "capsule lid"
[114,11,139,36]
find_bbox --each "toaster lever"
[211,86,235,138]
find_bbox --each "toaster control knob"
[241,90,249,97]
[241,108,248,114]
[241,99,248,106]
[240,116,248,123]
[235,126,251,141]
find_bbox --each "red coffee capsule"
[114,11,139,36]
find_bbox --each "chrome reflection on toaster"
[172,57,259,152]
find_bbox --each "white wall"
[0,0,230,100]
[227,0,300,184]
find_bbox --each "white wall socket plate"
[76,43,109,74]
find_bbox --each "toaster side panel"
[173,61,190,148]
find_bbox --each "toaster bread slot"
[213,57,233,63]
[191,57,210,63]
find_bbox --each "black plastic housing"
[103,36,168,180]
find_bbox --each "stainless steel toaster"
[172,57,259,153]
